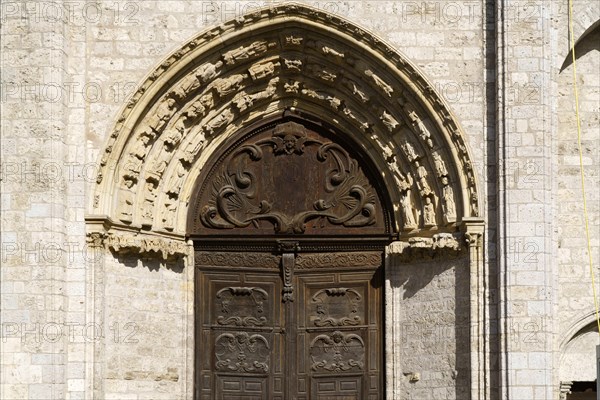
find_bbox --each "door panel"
[196,253,382,399]
[197,271,285,400]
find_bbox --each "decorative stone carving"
[163,119,186,149]
[423,196,436,227]
[283,58,302,71]
[162,200,177,231]
[308,39,345,60]
[222,40,274,65]
[209,74,248,98]
[285,35,303,46]
[307,64,337,82]
[442,177,457,224]
[248,60,279,80]
[414,160,431,197]
[406,106,434,148]
[401,140,419,162]
[166,160,188,198]
[180,133,206,165]
[380,110,400,132]
[232,78,279,112]
[141,180,157,227]
[183,94,213,120]
[400,192,417,230]
[92,6,481,238]
[102,232,190,259]
[203,109,234,136]
[143,97,177,136]
[432,150,448,177]
[146,148,170,184]
[341,78,370,103]
[388,233,463,261]
[117,178,135,223]
[172,61,223,99]
[364,69,393,97]
[284,80,300,93]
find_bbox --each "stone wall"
[1,0,599,399]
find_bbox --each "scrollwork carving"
[310,331,364,372]
[199,122,377,234]
[295,252,381,269]
[215,332,270,373]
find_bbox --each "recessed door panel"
[196,253,382,399]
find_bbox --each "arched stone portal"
[85,3,486,399]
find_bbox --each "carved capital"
[386,234,463,262]
[104,232,190,260]
[86,231,107,248]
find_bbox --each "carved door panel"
[196,252,383,399]
[196,267,285,400]
[295,269,382,400]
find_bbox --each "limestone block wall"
[556,23,600,384]
[2,0,598,399]
[386,250,471,399]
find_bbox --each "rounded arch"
[87,3,480,246]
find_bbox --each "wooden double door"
[195,250,384,400]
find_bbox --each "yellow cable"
[568,0,600,334]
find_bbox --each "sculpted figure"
[347,80,369,103]
[147,97,177,134]
[401,140,419,162]
[249,61,279,80]
[209,74,247,97]
[223,41,271,65]
[141,180,157,225]
[307,64,337,82]
[118,178,135,223]
[164,117,186,148]
[400,193,417,230]
[442,177,457,224]
[408,109,433,148]
[321,45,345,59]
[181,133,206,164]
[162,201,177,230]
[166,161,187,197]
[204,109,234,136]
[423,196,436,227]
[414,160,431,196]
[196,61,223,83]
[432,151,448,177]
[184,94,214,120]
[364,69,393,97]
[283,59,302,71]
[381,111,400,132]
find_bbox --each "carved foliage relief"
[192,121,386,235]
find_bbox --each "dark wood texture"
[195,251,383,400]
[188,119,391,238]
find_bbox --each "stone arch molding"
[86,3,480,258]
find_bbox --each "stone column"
[462,218,487,400]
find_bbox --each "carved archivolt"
[87,4,480,250]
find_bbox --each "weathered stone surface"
[1,1,598,399]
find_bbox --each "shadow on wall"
[387,253,471,399]
[111,249,186,273]
[560,24,600,72]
